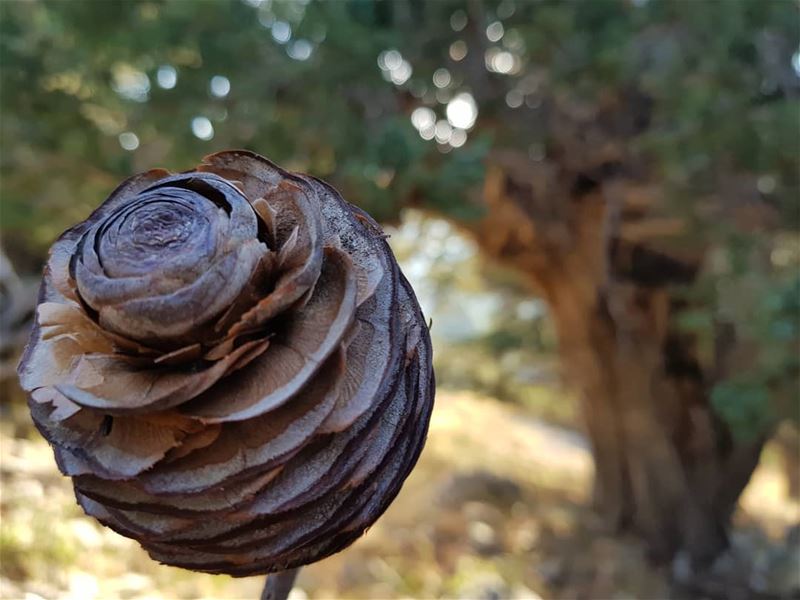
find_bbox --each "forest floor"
[1,388,798,600]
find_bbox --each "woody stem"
[259,568,299,600]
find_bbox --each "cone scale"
[18,151,434,584]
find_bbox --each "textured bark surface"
[459,150,766,567]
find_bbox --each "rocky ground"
[1,389,798,600]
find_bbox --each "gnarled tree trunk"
[456,150,767,568]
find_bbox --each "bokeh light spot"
[210,75,230,98]
[497,0,516,19]
[449,40,468,62]
[118,132,139,151]
[486,21,505,43]
[433,68,452,89]
[435,120,453,144]
[156,65,177,89]
[288,39,313,61]
[378,49,413,86]
[446,92,478,129]
[271,20,291,44]
[112,66,150,102]
[191,116,214,140]
[450,10,467,32]
[449,128,467,148]
[506,89,524,108]
[411,107,436,132]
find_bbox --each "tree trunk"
[457,151,767,568]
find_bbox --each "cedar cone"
[18,150,434,576]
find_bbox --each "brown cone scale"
[18,151,434,576]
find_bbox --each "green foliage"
[711,380,774,443]
[0,0,493,260]
[0,0,797,437]
[679,232,800,439]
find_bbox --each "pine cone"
[18,151,434,576]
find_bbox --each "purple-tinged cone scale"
[18,150,434,576]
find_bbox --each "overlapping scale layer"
[18,151,434,576]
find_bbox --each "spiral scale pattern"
[18,151,434,576]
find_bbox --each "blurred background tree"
[1,0,798,580]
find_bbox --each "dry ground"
[1,389,797,600]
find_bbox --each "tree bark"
[457,151,767,567]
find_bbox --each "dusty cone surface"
[18,151,434,575]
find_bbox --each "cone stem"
[260,568,299,600]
